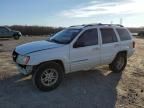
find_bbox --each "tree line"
[8,25,64,36]
[128,27,144,33]
[7,25,144,36]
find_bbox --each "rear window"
[116,28,131,41]
[100,28,118,44]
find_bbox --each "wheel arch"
[111,50,127,64]
[13,32,18,36]
[34,60,65,74]
[117,50,127,55]
[109,50,127,73]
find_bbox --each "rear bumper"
[127,49,135,58]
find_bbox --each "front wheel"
[13,35,20,40]
[32,62,64,91]
[109,53,127,73]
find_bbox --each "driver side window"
[74,29,98,48]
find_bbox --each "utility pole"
[120,18,123,25]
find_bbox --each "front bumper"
[16,64,33,75]
[12,50,33,75]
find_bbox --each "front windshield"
[48,29,81,44]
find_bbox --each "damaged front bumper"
[16,64,33,75]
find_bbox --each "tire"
[13,35,20,40]
[32,62,64,91]
[139,33,144,37]
[109,53,127,73]
[141,33,144,37]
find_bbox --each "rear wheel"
[109,53,127,73]
[140,33,144,37]
[32,62,64,91]
[138,33,144,37]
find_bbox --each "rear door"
[99,27,120,64]
[70,28,101,72]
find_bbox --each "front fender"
[13,32,22,36]
[27,46,70,73]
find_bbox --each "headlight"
[18,32,22,35]
[16,55,30,65]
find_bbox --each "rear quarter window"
[116,28,131,41]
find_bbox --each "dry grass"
[115,38,144,108]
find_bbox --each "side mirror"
[49,34,54,37]
[48,34,54,40]
[73,42,85,48]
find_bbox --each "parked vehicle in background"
[138,31,144,36]
[0,26,22,40]
[12,23,135,91]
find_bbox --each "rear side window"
[100,28,117,44]
[76,29,98,47]
[116,28,131,41]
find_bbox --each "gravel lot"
[0,36,144,108]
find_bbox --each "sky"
[0,0,144,27]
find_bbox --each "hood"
[13,30,20,33]
[15,40,64,55]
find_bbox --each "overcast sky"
[0,0,144,27]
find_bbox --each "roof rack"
[84,23,124,27]
[70,25,85,27]
[70,23,124,28]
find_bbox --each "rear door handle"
[114,44,119,47]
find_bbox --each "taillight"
[133,41,135,48]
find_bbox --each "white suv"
[12,24,135,91]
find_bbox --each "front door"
[70,28,101,72]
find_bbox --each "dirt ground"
[0,36,144,108]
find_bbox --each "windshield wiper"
[48,39,65,44]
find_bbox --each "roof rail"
[70,23,124,28]
[70,25,84,27]
[84,23,124,27]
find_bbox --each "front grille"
[12,50,18,62]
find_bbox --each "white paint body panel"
[70,45,101,72]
